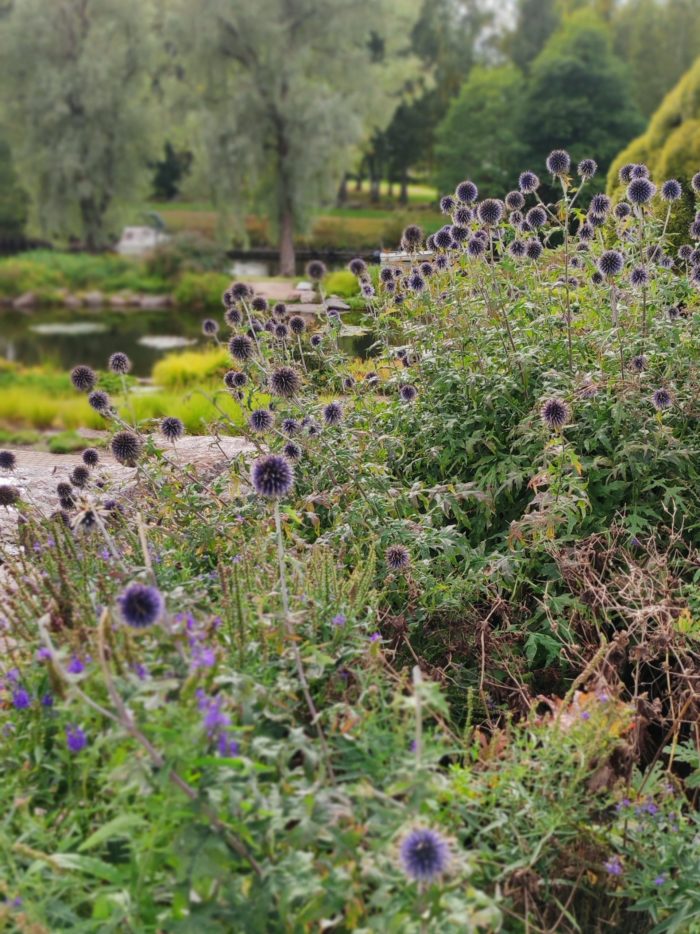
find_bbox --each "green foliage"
[434,66,526,196]
[172,271,231,309]
[0,251,169,297]
[324,270,360,299]
[0,137,28,239]
[521,11,645,191]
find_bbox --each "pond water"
[0,306,374,377]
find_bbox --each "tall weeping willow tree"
[166,0,423,275]
[0,0,158,249]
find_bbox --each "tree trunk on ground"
[387,178,394,199]
[337,173,348,206]
[370,173,380,204]
[279,208,295,277]
[399,168,408,206]
[354,173,363,192]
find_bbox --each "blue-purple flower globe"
[399,828,450,883]
[598,250,624,278]
[455,180,478,203]
[117,583,165,628]
[661,179,682,202]
[546,149,571,176]
[251,454,294,499]
[627,178,656,205]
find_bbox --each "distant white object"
[380,250,434,266]
[296,281,314,291]
[116,226,170,256]
[138,335,196,350]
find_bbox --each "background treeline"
[0,0,698,270]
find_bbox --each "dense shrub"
[172,270,231,308]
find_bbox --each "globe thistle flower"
[202,318,219,337]
[691,249,700,265]
[399,827,450,883]
[590,194,611,217]
[248,295,267,314]
[519,220,533,234]
[661,179,682,202]
[251,454,294,499]
[88,390,110,413]
[283,441,302,462]
[0,485,19,507]
[224,306,242,327]
[426,234,436,251]
[434,226,453,250]
[578,221,594,241]
[306,259,326,281]
[618,163,635,183]
[630,354,647,372]
[690,219,700,240]
[365,371,379,387]
[630,164,649,179]
[578,158,597,179]
[402,225,423,251]
[384,279,396,293]
[467,237,486,258]
[70,465,90,488]
[249,409,274,433]
[323,402,343,426]
[627,178,656,205]
[57,481,73,498]
[541,398,570,430]
[274,322,289,340]
[525,240,543,261]
[82,448,99,468]
[230,282,252,302]
[222,287,235,308]
[614,202,632,220]
[161,416,184,442]
[111,431,142,467]
[691,265,700,287]
[282,418,300,436]
[361,283,376,297]
[630,266,649,287]
[342,375,356,392]
[386,544,410,572]
[399,384,417,402]
[310,333,322,348]
[70,365,97,393]
[348,257,367,276]
[667,304,681,320]
[108,352,131,375]
[273,302,287,318]
[229,334,254,362]
[509,210,523,226]
[546,149,571,176]
[224,369,247,390]
[455,180,478,203]
[420,262,434,277]
[591,270,603,285]
[477,199,503,226]
[509,239,526,258]
[598,250,624,278]
[450,224,468,243]
[588,212,606,229]
[505,190,525,211]
[380,267,395,284]
[409,272,426,292]
[435,254,449,270]
[678,244,693,262]
[264,319,275,333]
[0,450,16,471]
[269,366,301,398]
[117,582,164,628]
[526,206,546,229]
[652,388,673,410]
[454,206,472,225]
[519,170,539,193]
[439,194,456,214]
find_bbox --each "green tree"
[434,65,526,196]
[612,0,700,118]
[167,0,422,275]
[520,10,645,191]
[0,138,28,240]
[0,0,158,248]
[504,0,560,73]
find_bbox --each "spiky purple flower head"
[202,318,219,336]
[455,180,478,203]
[224,307,242,327]
[630,266,649,287]
[118,582,164,628]
[519,170,539,193]
[526,206,546,229]
[434,226,453,250]
[652,388,673,411]
[70,465,90,488]
[386,544,410,572]
[0,485,19,507]
[678,244,693,262]
[578,221,594,241]
[598,250,624,278]
[477,199,503,226]
[323,402,343,426]
[541,398,570,430]
[450,225,468,243]
[310,333,322,348]
[399,384,417,402]
[229,334,254,362]
[229,282,252,302]
[409,272,426,292]
[627,178,656,205]
[614,202,632,220]
[440,194,456,214]
[402,225,423,251]
[399,828,450,883]
[282,418,300,436]
[467,237,486,258]
[70,365,97,393]
[505,190,525,211]
[630,354,647,372]
[249,409,274,433]
[690,219,700,240]
[661,179,682,202]
[224,369,247,390]
[590,194,611,218]
[111,431,142,467]
[525,240,543,261]
[161,416,184,442]
[546,149,570,176]
[453,206,472,225]
[618,164,634,184]
[270,366,301,398]
[0,450,16,471]
[631,164,649,179]
[348,257,367,277]
[283,441,301,461]
[509,239,526,258]
[251,454,294,499]
[578,158,597,179]
[306,259,327,281]
[108,352,131,375]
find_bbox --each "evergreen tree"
[0,138,28,240]
[504,0,559,73]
